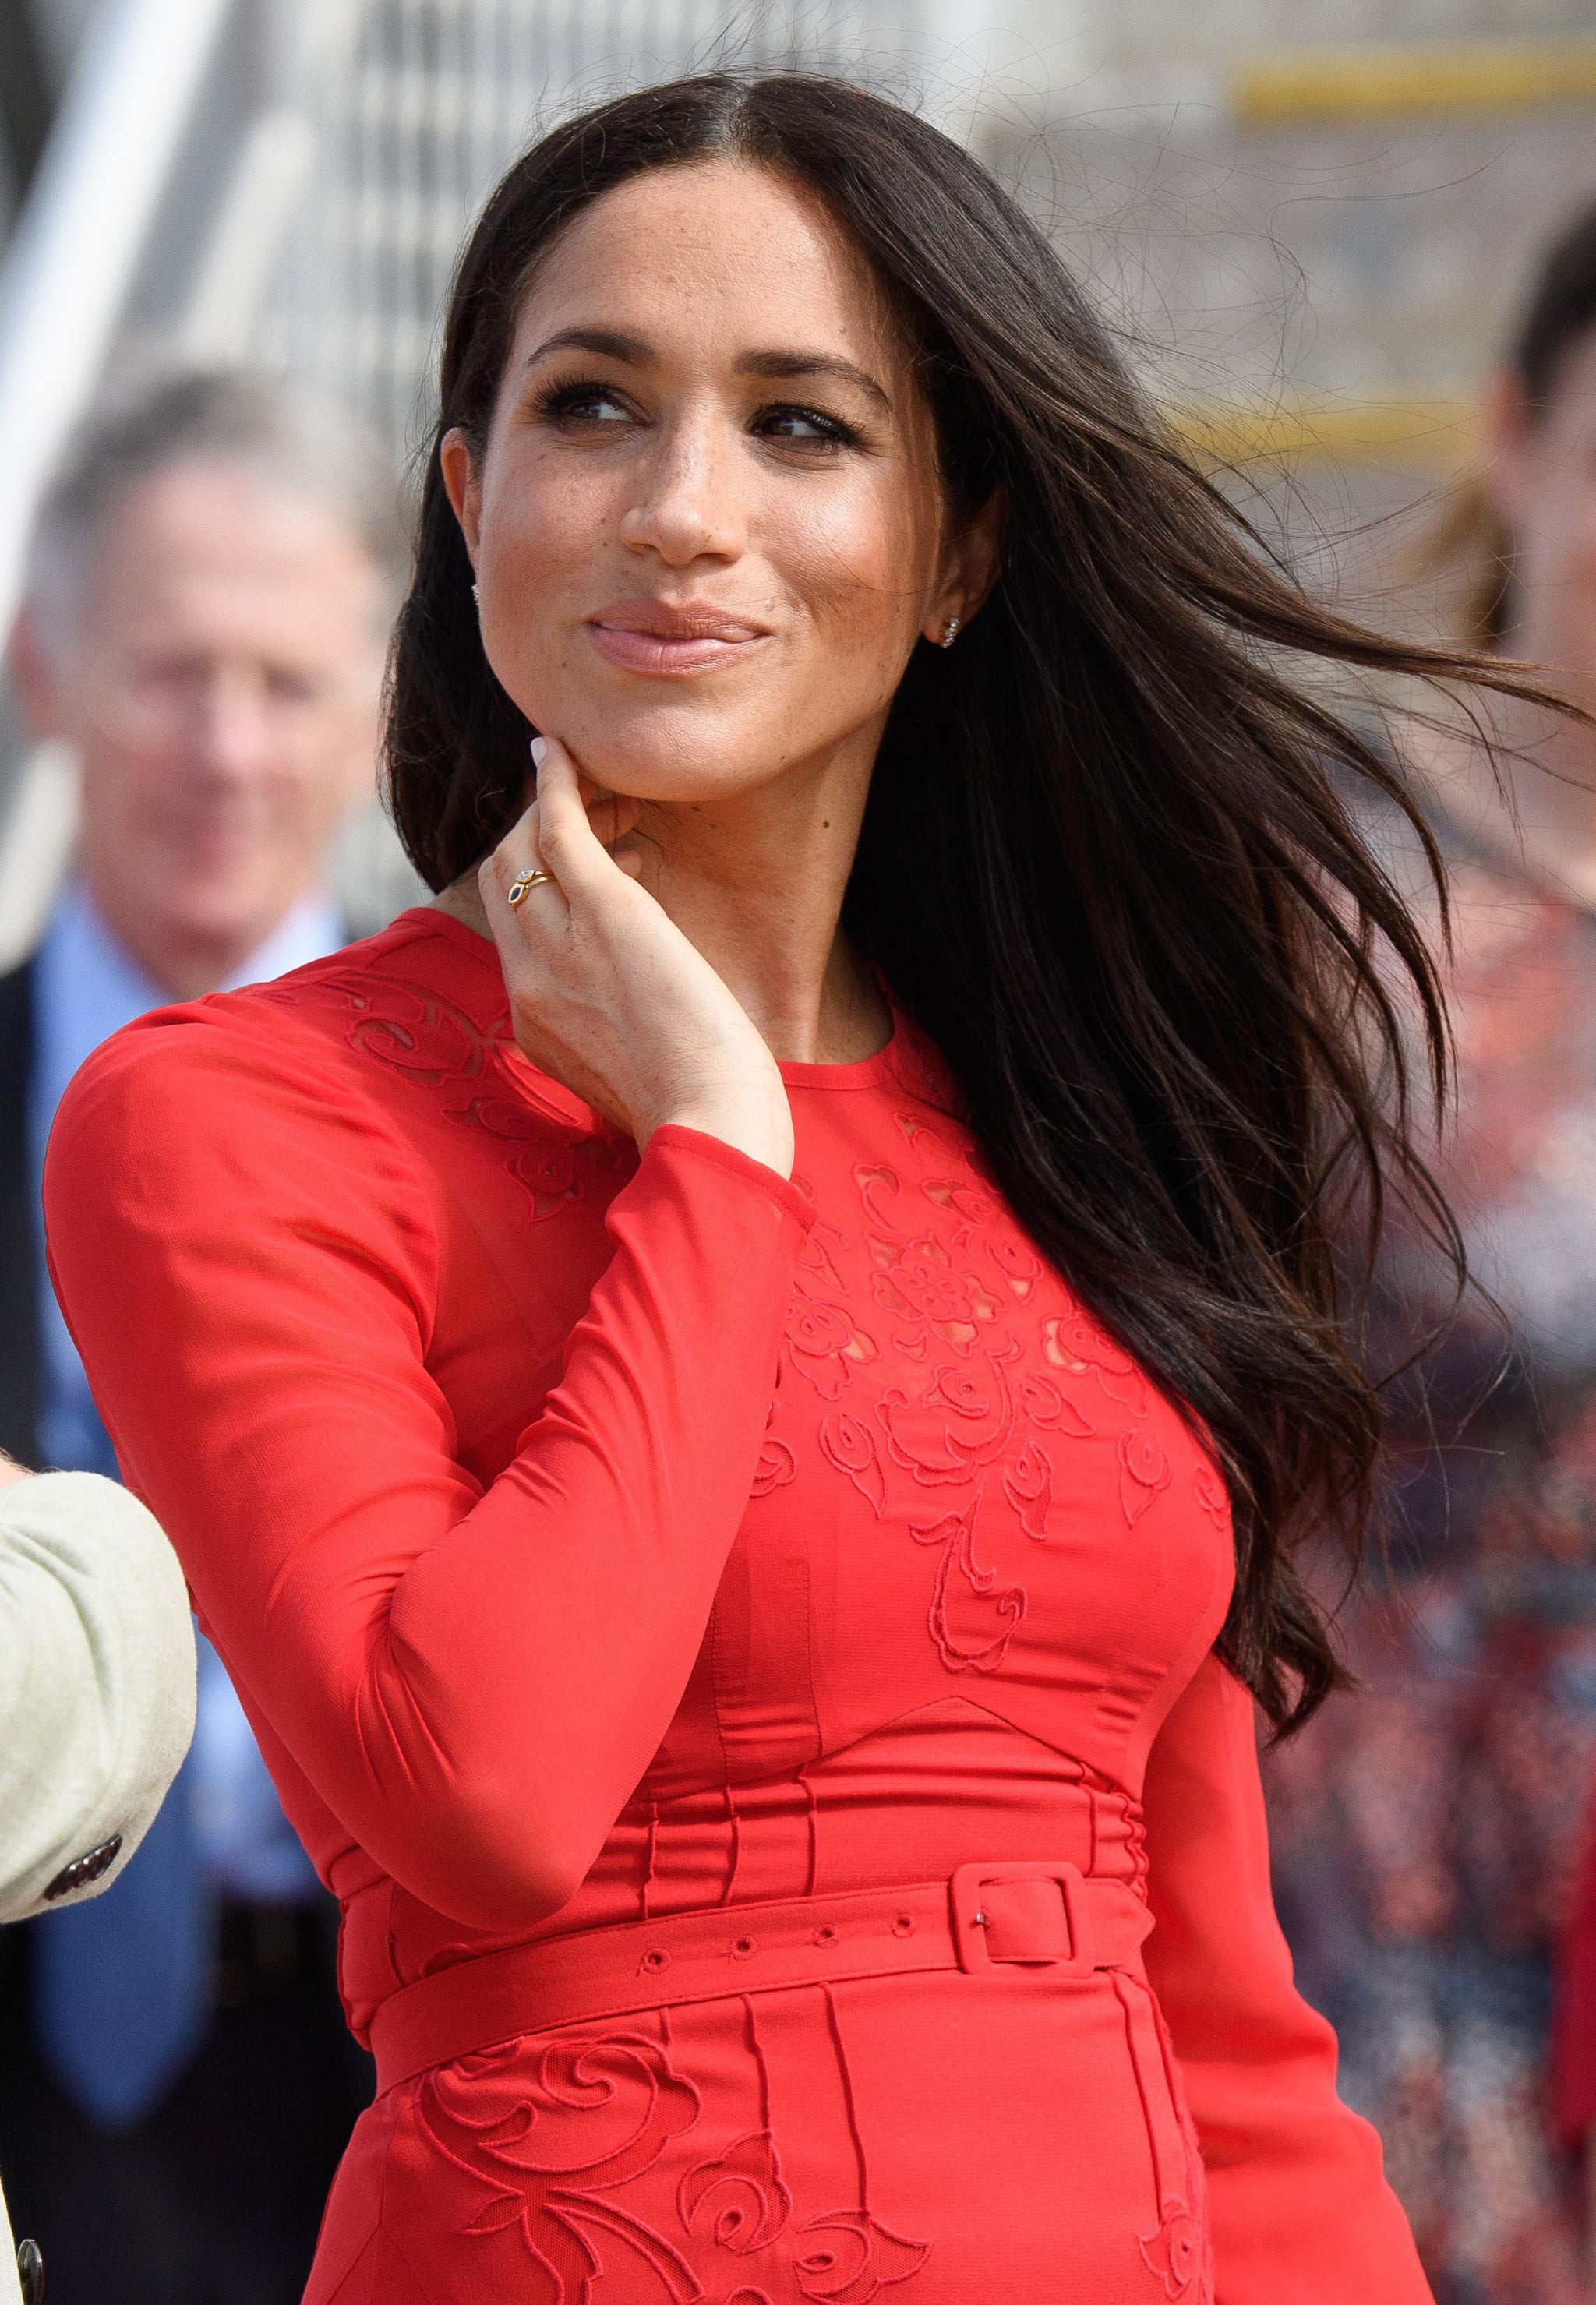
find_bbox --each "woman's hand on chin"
[480,736,796,1178]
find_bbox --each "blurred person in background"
[0,1446,196,2305]
[0,368,397,2305]
[1266,197,1596,2305]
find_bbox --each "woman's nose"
[619,421,746,566]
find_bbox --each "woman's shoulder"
[50,907,503,1192]
[216,903,508,1051]
[78,907,497,1087]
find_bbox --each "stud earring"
[941,615,960,648]
[471,581,480,604]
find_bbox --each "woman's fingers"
[476,737,789,1172]
[481,796,567,941]
[573,765,642,856]
[481,743,642,929]
[531,738,623,901]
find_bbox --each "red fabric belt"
[369,1860,1155,2095]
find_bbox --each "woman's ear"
[440,428,483,567]
[923,483,1008,645]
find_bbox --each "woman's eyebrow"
[521,327,651,374]
[736,349,892,411]
[518,330,892,415]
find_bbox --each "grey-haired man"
[0,368,397,2305]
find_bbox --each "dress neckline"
[777,1040,898,1092]
[402,905,900,1095]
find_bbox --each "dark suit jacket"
[0,961,37,1468]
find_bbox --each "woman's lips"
[584,602,772,678]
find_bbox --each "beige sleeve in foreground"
[0,1470,196,1923]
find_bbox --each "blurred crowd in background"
[7,2,1596,2302]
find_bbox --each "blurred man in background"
[0,368,398,2305]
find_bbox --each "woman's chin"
[556,718,788,807]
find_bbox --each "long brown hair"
[387,73,1559,1734]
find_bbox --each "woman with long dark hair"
[44,72,1515,2302]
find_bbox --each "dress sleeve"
[43,1011,811,1933]
[1141,1650,1433,2303]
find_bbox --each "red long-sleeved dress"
[43,908,1430,2305]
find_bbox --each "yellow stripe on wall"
[1170,395,1478,468]
[1233,40,1596,125]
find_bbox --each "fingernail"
[530,736,548,768]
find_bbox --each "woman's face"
[1488,327,1596,684]
[442,160,993,807]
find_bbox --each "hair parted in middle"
[387,72,1568,1735]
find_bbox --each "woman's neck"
[436,743,892,1067]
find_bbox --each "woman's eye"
[754,404,857,449]
[538,383,634,429]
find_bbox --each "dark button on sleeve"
[43,1834,122,1901]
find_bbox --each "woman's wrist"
[645,1089,796,1179]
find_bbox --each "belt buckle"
[949,1860,1097,1978]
